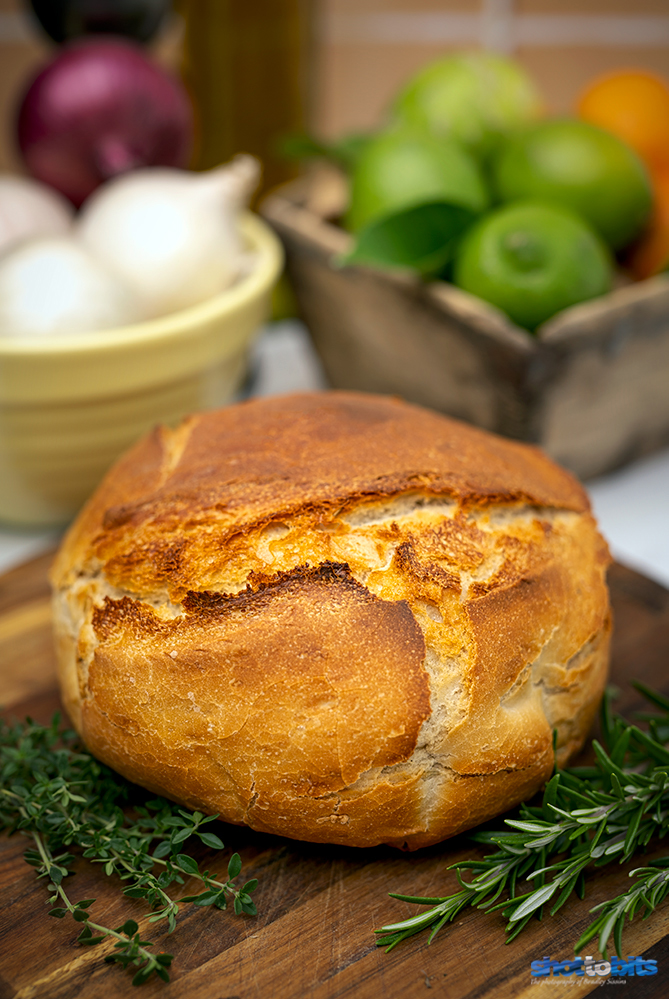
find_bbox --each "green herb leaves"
[343,202,477,277]
[176,850,258,915]
[0,715,258,985]
[376,684,669,956]
[179,852,258,915]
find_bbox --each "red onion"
[16,38,194,207]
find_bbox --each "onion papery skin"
[17,38,194,207]
[0,175,74,255]
[0,236,143,338]
[29,0,171,45]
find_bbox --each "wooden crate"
[262,169,669,481]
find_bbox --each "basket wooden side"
[531,277,669,478]
[262,173,669,479]
[263,185,537,441]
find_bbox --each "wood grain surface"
[1,552,669,999]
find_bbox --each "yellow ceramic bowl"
[0,213,283,527]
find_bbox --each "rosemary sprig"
[376,683,669,955]
[0,714,258,985]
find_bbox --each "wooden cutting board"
[1,552,669,999]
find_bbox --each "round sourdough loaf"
[51,392,611,849]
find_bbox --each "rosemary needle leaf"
[388,893,449,904]
[375,683,669,955]
[632,682,669,712]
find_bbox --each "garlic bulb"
[77,155,260,318]
[0,175,74,256]
[0,236,143,338]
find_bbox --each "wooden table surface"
[1,552,669,999]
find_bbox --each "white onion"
[0,175,74,256]
[0,236,143,338]
[77,155,260,318]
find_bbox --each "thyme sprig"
[0,714,258,985]
[376,683,669,955]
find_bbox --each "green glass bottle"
[178,0,313,196]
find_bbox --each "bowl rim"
[0,212,283,357]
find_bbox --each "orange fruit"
[578,70,669,175]
[626,169,669,279]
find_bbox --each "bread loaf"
[51,392,611,850]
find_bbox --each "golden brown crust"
[51,391,610,849]
[52,392,589,599]
[85,562,429,797]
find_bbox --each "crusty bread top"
[53,392,589,597]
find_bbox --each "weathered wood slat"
[1,554,668,998]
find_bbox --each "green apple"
[493,118,653,250]
[346,127,489,232]
[453,201,613,331]
[392,52,542,160]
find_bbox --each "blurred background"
[1,0,668,176]
[0,0,668,587]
